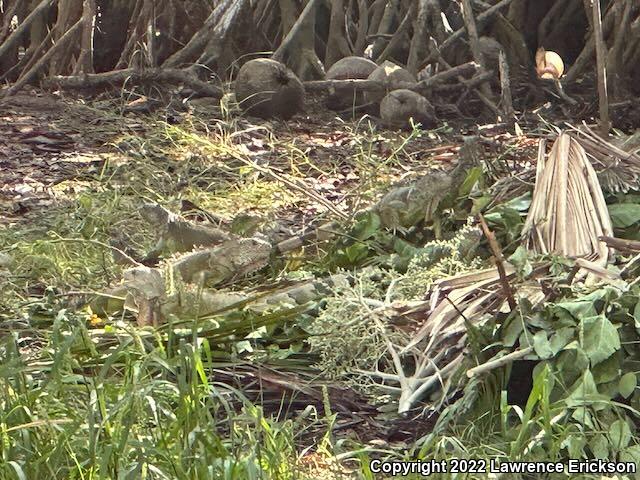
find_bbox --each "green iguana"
[375,137,480,237]
[140,203,232,260]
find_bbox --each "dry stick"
[424,0,516,65]
[3,19,83,97]
[599,235,640,254]
[466,347,534,378]
[435,51,500,116]
[74,0,96,75]
[41,68,223,98]
[272,0,322,62]
[303,61,478,94]
[0,0,56,60]
[375,2,415,64]
[592,0,611,136]
[478,213,517,311]
[498,50,514,129]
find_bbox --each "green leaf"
[549,327,574,355]
[458,166,483,196]
[620,445,640,464]
[533,331,553,359]
[352,211,381,241]
[561,435,586,459]
[502,318,524,347]
[509,245,533,277]
[566,370,609,410]
[619,372,637,399]
[608,419,631,450]
[579,315,621,366]
[608,203,640,228]
[591,434,609,459]
[591,355,620,384]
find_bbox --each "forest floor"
[1,90,626,479]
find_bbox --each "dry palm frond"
[522,132,613,269]
[371,266,547,414]
[568,123,640,193]
[489,126,640,206]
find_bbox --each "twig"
[478,214,517,311]
[466,347,534,378]
[498,51,514,128]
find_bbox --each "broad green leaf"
[608,203,640,228]
[566,370,609,410]
[502,318,524,347]
[608,419,632,450]
[619,372,637,399]
[352,211,381,240]
[509,245,532,277]
[533,331,553,359]
[549,327,574,355]
[561,435,586,459]
[591,355,620,384]
[579,315,621,366]
[458,166,483,196]
[591,434,609,459]
[503,193,532,212]
[620,445,640,464]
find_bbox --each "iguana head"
[140,203,171,226]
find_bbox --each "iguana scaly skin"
[375,137,480,236]
[140,203,232,257]
[170,237,272,285]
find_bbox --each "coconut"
[380,89,436,130]
[235,58,304,119]
[325,56,378,111]
[365,61,417,110]
[326,56,378,80]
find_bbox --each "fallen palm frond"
[567,123,640,193]
[523,132,613,269]
[368,266,547,414]
[489,126,640,207]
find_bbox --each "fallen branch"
[466,347,534,378]
[40,68,223,98]
[304,62,478,96]
[478,213,517,311]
